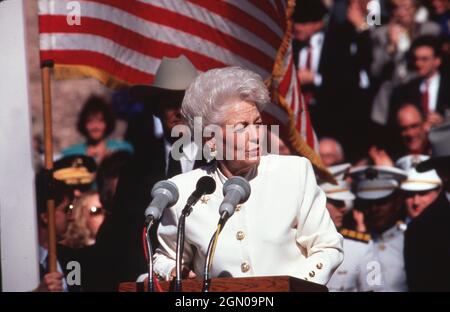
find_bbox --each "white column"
[0,0,40,291]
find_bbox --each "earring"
[206,144,217,162]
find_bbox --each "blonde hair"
[64,191,99,249]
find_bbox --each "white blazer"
[153,154,343,285]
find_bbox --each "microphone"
[143,180,178,292]
[144,180,179,224]
[174,176,216,291]
[219,176,251,221]
[184,176,216,214]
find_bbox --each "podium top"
[119,275,328,292]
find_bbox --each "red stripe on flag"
[187,0,282,49]
[82,0,274,72]
[40,50,151,84]
[39,16,227,72]
[278,56,293,97]
[247,0,284,29]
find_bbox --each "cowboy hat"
[129,55,198,103]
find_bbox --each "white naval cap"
[395,155,442,192]
[349,165,407,200]
[319,163,355,201]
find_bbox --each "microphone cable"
[141,225,163,292]
[202,211,227,292]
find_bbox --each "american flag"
[38,0,328,177]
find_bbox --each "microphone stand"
[202,211,228,292]
[145,217,155,292]
[174,204,194,292]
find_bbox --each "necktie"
[421,80,429,115]
[303,44,314,107]
[305,45,312,71]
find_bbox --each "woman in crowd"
[61,96,133,164]
[62,191,105,248]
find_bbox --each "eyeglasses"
[89,206,105,216]
[64,203,74,214]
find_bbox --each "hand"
[347,0,366,29]
[352,210,366,233]
[368,145,394,167]
[35,272,64,292]
[424,112,444,131]
[297,69,315,85]
[388,24,403,48]
[170,267,197,280]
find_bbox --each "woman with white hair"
[153,67,343,285]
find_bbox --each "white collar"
[163,139,200,162]
[214,162,258,186]
[421,72,440,89]
[39,246,48,266]
[310,32,324,48]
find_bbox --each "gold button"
[309,271,315,278]
[378,243,386,251]
[236,231,245,241]
[316,263,323,270]
[241,262,250,273]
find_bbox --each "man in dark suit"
[404,122,450,291]
[292,0,374,162]
[392,36,450,129]
[93,55,207,290]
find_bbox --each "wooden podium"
[119,276,328,292]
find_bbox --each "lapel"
[436,74,449,115]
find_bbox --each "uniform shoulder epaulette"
[340,228,371,243]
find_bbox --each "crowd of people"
[33,0,450,292]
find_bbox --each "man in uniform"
[321,163,371,292]
[396,154,442,221]
[350,165,408,291]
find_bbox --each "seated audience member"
[391,36,449,128]
[34,171,71,292]
[61,96,133,163]
[404,121,450,291]
[319,137,346,166]
[350,165,409,291]
[321,164,371,292]
[392,103,431,157]
[53,155,97,222]
[396,154,442,220]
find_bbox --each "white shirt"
[164,139,200,175]
[327,236,370,292]
[298,32,324,86]
[358,224,408,292]
[39,246,68,292]
[153,155,344,285]
[420,73,441,113]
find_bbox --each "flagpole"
[40,59,58,273]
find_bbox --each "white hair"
[181,67,270,131]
